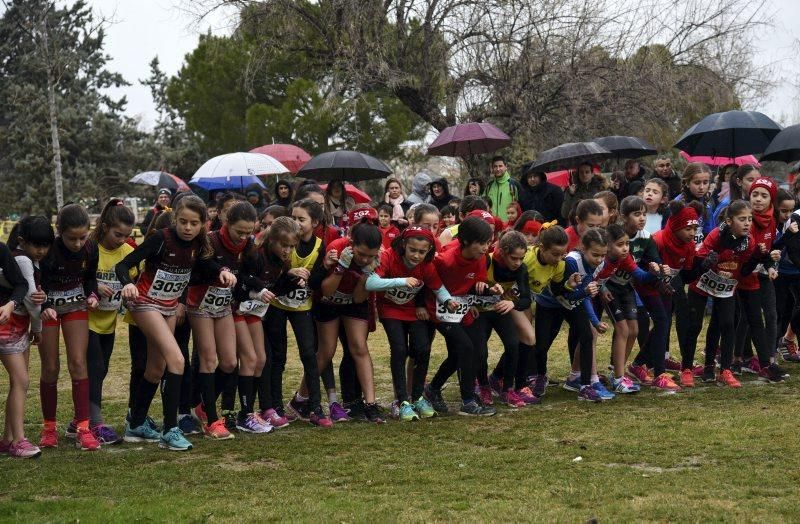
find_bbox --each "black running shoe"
[702,366,716,383]
[758,363,786,383]
[458,399,496,416]
[363,402,386,424]
[731,361,743,376]
[221,410,237,432]
[423,384,448,414]
[346,399,365,421]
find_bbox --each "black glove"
[701,251,718,270]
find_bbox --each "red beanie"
[749,177,777,203]
[668,205,700,234]
[467,209,495,224]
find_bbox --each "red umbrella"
[320,183,372,204]
[546,170,571,188]
[426,122,511,157]
[249,144,311,174]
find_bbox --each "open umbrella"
[673,110,782,158]
[760,124,800,163]
[189,152,287,191]
[528,142,612,172]
[297,150,392,182]
[679,151,761,168]
[320,183,372,204]
[426,122,511,157]
[130,171,190,192]
[249,144,311,173]
[593,136,657,159]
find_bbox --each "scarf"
[219,224,248,256]
[752,206,775,233]
[386,194,406,221]
[718,222,750,253]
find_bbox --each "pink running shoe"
[501,389,526,408]
[478,385,493,406]
[514,387,541,405]
[9,438,41,459]
[664,357,682,372]
[652,373,682,392]
[260,408,289,429]
[627,364,654,385]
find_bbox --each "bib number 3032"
[436,295,472,323]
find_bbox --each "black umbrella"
[760,124,800,163]
[593,136,657,159]
[528,142,612,172]
[297,150,392,181]
[673,110,782,158]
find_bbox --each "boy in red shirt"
[377,204,401,249]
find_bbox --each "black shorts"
[313,301,369,323]
[603,283,638,322]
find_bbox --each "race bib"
[323,290,353,306]
[697,270,737,298]
[276,287,311,309]
[472,294,501,311]
[48,286,85,308]
[384,286,421,305]
[97,278,123,311]
[661,267,679,285]
[436,295,473,323]
[237,299,269,318]
[200,286,233,313]
[147,269,190,300]
[609,268,632,286]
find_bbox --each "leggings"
[127,325,147,411]
[263,308,321,411]
[472,311,518,390]
[174,320,192,414]
[533,304,593,386]
[632,293,671,376]
[429,322,478,402]
[87,330,115,427]
[735,275,777,364]
[671,276,692,357]
[775,274,797,337]
[381,319,431,401]
[685,290,741,371]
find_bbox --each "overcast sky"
[34,0,800,128]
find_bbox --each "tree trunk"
[42,22,64,209]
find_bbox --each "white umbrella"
[189,152,289,191]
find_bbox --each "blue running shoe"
[159,427,193,451]
[178,414,201,435]
[562,376,581,392]
[592,381,615,401]
[124,422,161,443]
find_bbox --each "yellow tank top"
[523,245,566,295]
[272,236,321,312]
[89,243,133,334]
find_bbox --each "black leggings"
[127,325,147,411]
[263,308,321,411]
[671,276,692,357]
[473,311,518,390]
[88,330,114,426]
[533,305,593,386]
[684,290,739,370]
[775,274,797,338]
[174,320,192,414]
[632,293,671,376]
[429,322,478,402]
[381,319,431,401]
[735,275,776,364]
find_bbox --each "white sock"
[327,391,338,404]
[295,391,308,402]
[568,371,580,381]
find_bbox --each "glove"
[701,251,718,270]
[338,247,353,269]
[362,257,380,275]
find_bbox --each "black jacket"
[519,177,565,223]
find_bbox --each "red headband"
[467,209,495,224]
[347,207,379,225]
[520,220,542,235]
[749,177,777,203]
[668,206,700,233]
[401,225,435,245]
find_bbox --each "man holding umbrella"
[484,156,522,221]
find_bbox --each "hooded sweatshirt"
[245,183,268,215]
[407,172,432,205]
[429,176,456,210]
[485,171,521,221]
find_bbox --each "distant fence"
[0,220,145,244]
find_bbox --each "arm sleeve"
[583,296,600,327]
[308,247,329,291]
[631,266,658,284]
[433,286,452,304]
[83,244,99,298]
[365,273,408,291]
[513,267,532,311]
[15,256,41,332]
[115,231,164,286]
[784,224,800,268]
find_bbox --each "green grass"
[1,322,800,522]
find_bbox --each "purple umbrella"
[426,122,511,157]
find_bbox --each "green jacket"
[484,172,521,221]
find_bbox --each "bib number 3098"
[697,270,736,298]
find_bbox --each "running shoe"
[286,396,310,421]
[8,439,41,459]
[680,369,695,388]
[204,418,234,440]
[236,413,272,434]
[758,363,786,383]
[717,369,742,388]
[488,374,504,397]
[578,385,602,402]
[221,410,237,433]
[478,385,493,406]
[145,416,161,433]
[592,381,615,400]
[731,360,743,376]
[178,414,202,435]
[742,357,762,374]
[562,376,581,392]
[309,407,333,427]
[328,402,350,423]
[627,364,654,385]
[702,366,716,383]
[691,365,705,377]
[91,424,122,445]
[261,408,290,428]
[501,389,526,408]
[39,425,58,448]
[159,427,192,451]
[398,401,420,421]
[390,400,401,420]
[124,421,161,443]
[423,384,448,414]
[191,403,208,426]
[364,403,386,424]
[611,375,640,394]
[64,419,78,439]
[458,399,497,416]
[346,399,366,420]
[515,387,541,405]
[75,427,101,451]
[782,338,800,362]
[532,375,548,398]
[413,396,436,418]
[664,357,682,372]
[652,373,681,392]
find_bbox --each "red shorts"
[42,309,89,328]
[0,313,31,355]
[233,313,261,325]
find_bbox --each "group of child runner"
[1,160,798,457]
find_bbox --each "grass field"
[2,320,800,523]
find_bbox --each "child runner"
[593,190,619,227]
[642,178,668,234]
[775,190,800,361]
[87,199,136,444]
[0,217,51,458]
[565,200,605,251]
[365,226,450,420]
[377,204,401,249]
[119,195,235,451]
[38,204,101,451]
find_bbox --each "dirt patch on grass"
[606,455,706,473]
[216,454,281,471]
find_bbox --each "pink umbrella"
[320,183,372,204]
[427,122,511,157]
[249,144,311,173]
[679,150,761,167]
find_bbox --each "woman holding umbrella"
[558,163,603,222]
[324,180,355,227]
[383,178,410,228]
